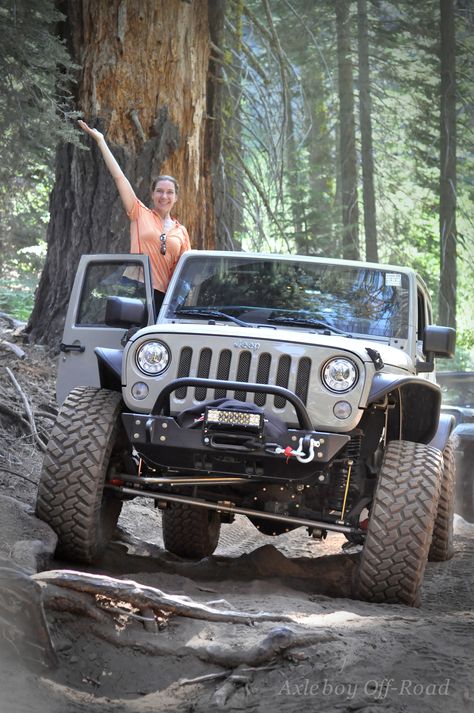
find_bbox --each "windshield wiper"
[267,315,351,336]
[174,307,254,328]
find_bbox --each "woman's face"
[152,179,177,215]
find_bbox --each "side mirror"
[423,325,456,358]
[417,325,456,373]
[105,296,146,328]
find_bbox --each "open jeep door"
[56,254,155,405]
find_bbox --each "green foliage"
[0,0,81,320]
[0,0,79,183]
[0,266,40,321]
[437,333,474,372]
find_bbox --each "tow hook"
[267,436,321,464]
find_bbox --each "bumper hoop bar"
[151,377,313,430]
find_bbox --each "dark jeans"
[154,289,166,315]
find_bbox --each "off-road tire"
[162,503,221,559]
[35,387,124,563]
[356,440,442,607]
[429,438,455,561]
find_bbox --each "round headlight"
[136,341,170,375]
[322,357,358,393]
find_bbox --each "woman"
[78,120,191,312]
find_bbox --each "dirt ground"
[0,326,473,713]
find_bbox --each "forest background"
[0,0,472,367]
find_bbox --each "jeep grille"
[175,347,312,407]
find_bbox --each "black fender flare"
[428,413,456,452]
[368,373,442,444]
[94,347,123,392]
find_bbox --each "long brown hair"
[151,175,179,195]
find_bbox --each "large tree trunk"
[206,0,229,250]
[27,0,221,345]
[335,0,360,260]
[438,0,457,329]
[302,64,335,255]
[357,0,378,263]
[213,0,244,249]
[286,90,307,254]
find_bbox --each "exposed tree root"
[0,401,30,430]
[41,584,113,624]
[0,312,26,330]
[5,367,47,451]
[201,624,336,667]
[33,569,294,624]
[0,339,26,359]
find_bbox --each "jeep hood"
[131,322,414,372]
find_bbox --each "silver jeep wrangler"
[36,251,456,606]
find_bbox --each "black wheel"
[162,503,221,559]
[429,438,455,561]
[355,440,442,607]
[35,387,124,563]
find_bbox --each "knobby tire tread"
[429,438,455,561]
[35,387,123,563]
[356,440,442,607]
[162,503,221,559]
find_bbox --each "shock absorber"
[327,435,362,518]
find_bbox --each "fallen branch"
[33,569,293,624]
[0,339,26,359]
[0,467,38,485]
[34,410,58,421]
[0,312,26,330]
[0,401,30,430]
[182,664,278,707]
[5,367,47,451]
[213,667,252,707]
[179,671,229,686]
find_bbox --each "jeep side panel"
[56,254,155,405]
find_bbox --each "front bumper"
[122,378,350,481]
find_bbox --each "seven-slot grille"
[174,346,311,407]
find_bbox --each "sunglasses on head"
[160,233,167,255]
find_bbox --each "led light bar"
[204,407,263,431]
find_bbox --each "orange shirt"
[127,199,191,293]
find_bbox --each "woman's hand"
[78,120,104,143]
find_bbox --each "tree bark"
[335,0,360,260]
[302,64,335,255]
[439,0,457,329]
[286,90,307,253]
[357,0,378,263]
[212,1,244,249]
[27,0,221,345]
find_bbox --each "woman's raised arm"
[78,120,137,215]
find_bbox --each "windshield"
[165,256,410,339]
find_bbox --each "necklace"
[153,210,174,231]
